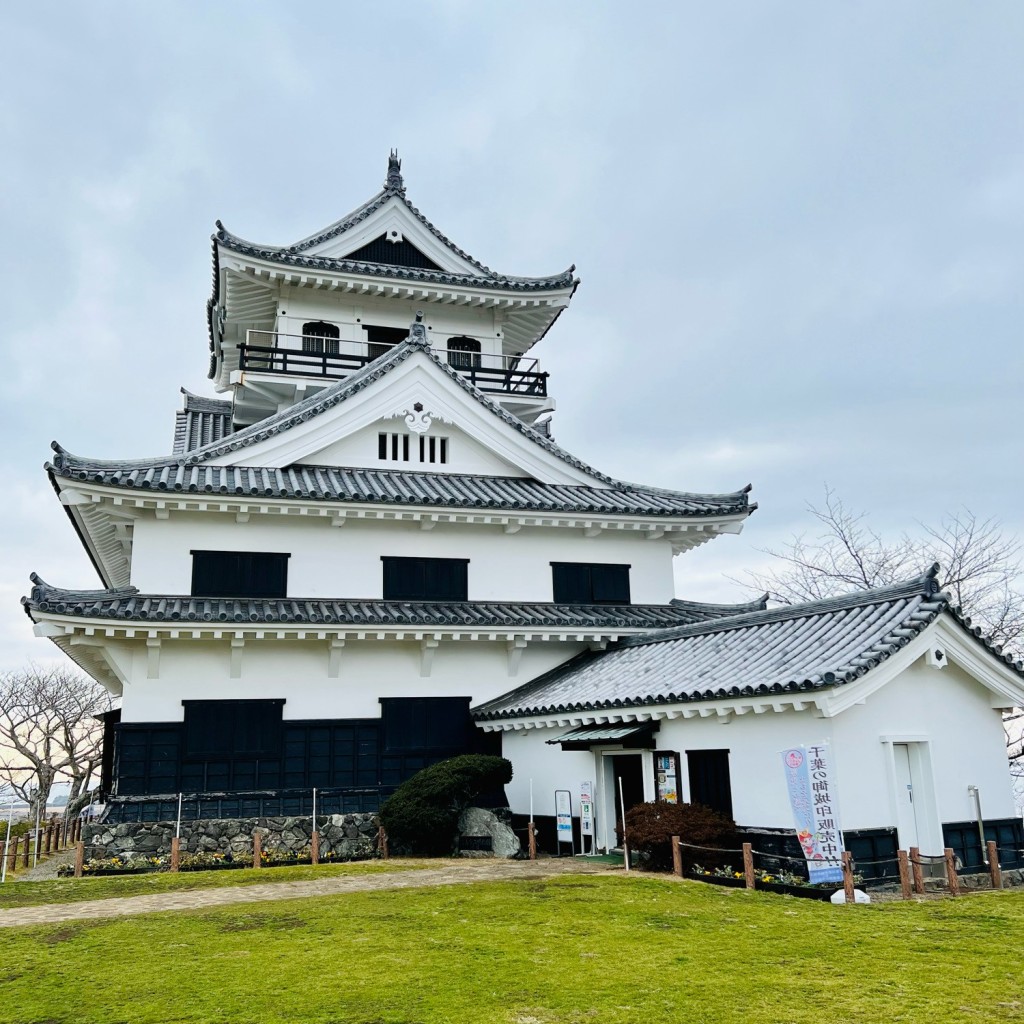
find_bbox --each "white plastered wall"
[130,514,677,604]
[494,651,1018,850]
[119,637,586,723]
[275,290,502,359]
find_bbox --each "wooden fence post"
[527,822,536,861]
[842,851,855,904]
[73,841,84,879]
[310,831,320,866]
[909,846,924,894]
[252,830,262,869]
[897,849,912,899]
[170,836,180,873]
[943,848,961,896]
[379,827,390,861]
[671,835,682,877]
[21,834,30,868]
[987,841,1001,889]
[742,842,755,890]
[7,837,17,875]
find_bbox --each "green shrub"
[0,820,33,843]
[380,755,513,856]
[624,801,738,872]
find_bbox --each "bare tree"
[0,664,114,822]
[741,487,1024,772]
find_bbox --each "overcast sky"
[2,1,1022,669]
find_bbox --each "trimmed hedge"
[380,755,513,856]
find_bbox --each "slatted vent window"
[551,563,631,604]
[378,432,449,464]
[382,557,469,601]
[191,551,289,599]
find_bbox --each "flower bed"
[56,846,343,877]
[690,864,844,901]
[58,855,168,878]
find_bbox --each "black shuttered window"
[382,557,469,601]
[191,551,289,599]
[184,700,284,759]
[551,562,631,604]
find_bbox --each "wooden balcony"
[238,331,548,398]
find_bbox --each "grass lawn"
[1,875,1022,1023]
[0,859,426,909]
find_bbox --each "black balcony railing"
[238,341,548,398]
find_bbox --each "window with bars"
[301,321,340,355]
[447,336,482,370]
[378,432,449,465]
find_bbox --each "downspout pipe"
[967,785,986,864]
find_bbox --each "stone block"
[457,807,520,859]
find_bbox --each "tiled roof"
[172,390,233,455]
[472,567,1024,719]
[215,156,576,293]
[22,575,765,630]
[49,331,755,520]
[47,456,753,518]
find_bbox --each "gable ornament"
[389,401,452,435]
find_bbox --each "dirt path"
[0,857,617,929]
[7,848,77,882]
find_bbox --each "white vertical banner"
[781,743,844,884]
[579,781,594,838]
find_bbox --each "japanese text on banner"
[780,744,844,884]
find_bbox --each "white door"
[893,743,920,849]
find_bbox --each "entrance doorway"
[612,754,645,841]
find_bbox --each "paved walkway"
[0,857,617,929]
[8,848,76,882]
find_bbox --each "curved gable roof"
[48,324,755,521]
[215,155,575,291]
[472,566,1024,720]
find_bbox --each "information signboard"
[654,751,680,804]
[555,790,574,855]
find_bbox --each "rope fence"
[668,835,1022,902]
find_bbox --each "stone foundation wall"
[83,813,379,861]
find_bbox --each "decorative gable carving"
[388,402,452,435]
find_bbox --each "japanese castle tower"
[24,155,1024,871]
[25,154,755,822]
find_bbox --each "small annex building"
[475,566,1024,872]
[22,155,1024,875]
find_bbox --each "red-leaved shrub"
[624,801,738,872]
